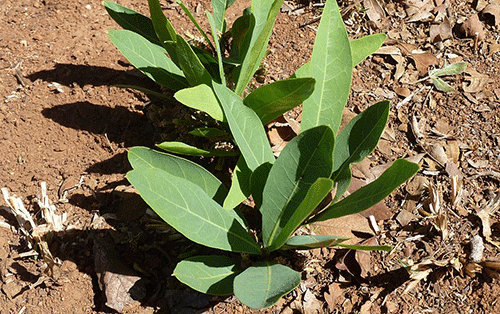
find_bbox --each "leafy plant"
[107,0,419,309]
[415,62,467,92]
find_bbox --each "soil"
[1,0,500,313]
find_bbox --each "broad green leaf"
[230,14,254,62]
[189,127,227,138]
[234,0,284,95]
[148,0,176,43]
[127,168,261,254]
[243,78,316,125]
[249,162,272,209]
[174,84,225,121]
[332,101,390,199]
[350,33,386,67]
[128,147,228,204]
[233,262,300,309]
[108,30,188,91]
[296,0,352,134]
[281,235,349,250]
[269,178,334,252]
[157,141,237,157]
[337,243,392,251]
[212,82,275,171]
[207,12,226,85]
[309,159,419,223]
[148,0,179,64]
[431,76,455,92]
[223,157,252,210]
[175,35,213,86]
[260,126,335,249]
[429,62,467,77]
[104,1,160,45]
[211,0,234,31]
[177,0,215,52]
[174,255,240,295]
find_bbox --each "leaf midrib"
[150,181,260,252]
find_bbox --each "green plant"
[107,0,419,309]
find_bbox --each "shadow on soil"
[42,101,154,148]
[27,63,149,88]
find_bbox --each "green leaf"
[108,29,188,91]
[148,0,179,64]
[337,243,392,251]
[148,0,176,43]
[212,82,275,171]
[350,33,386,67]
[157,141,237,157]
[175,35,213,86]
[249,162,272,209]
[260,126,335,250]
[127,168,261,254]
[207,12,226,85]
[189,127,227,138]
[104,1,160,45]
[211,0,232,31]
[233,262,300,309]
[243,78,316,125]
[429,62,467,77]
[223,157,252,209]
[431,76,455,92]
[229,14,254,62]
[309,159,419,223]
[177,0,215,52]
[174,84,225,121]
[281,235,349,250]
[270,178,334,251]
[295,0,352,134]
[128,147,228,204]
[174,255,241,295]
[234,0,284,95]
[332,101,390,199]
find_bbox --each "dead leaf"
[93,236,146,313]
[312,213,374,245]
[406,175,428,196]
[476,191,500,248]
[460,14,485,49]
[347,178,392,221]
[463,68,492,93]
[406,0,435,22]
[429,143,448,166]
[303,289,321,314]
[489,42,500,55]
[482,4,500,26]
[429,18,453,43]
[324,283,344,312]
[468,159,488,169]
[476,0,489,11]
[410,51,439,76]
[355,237,379,278]
[378,139,392,156]
[351,158,374,181]
[363,0,386,25]
[394,86,411,97]
[403,257,461,294]
[396,209,419,226]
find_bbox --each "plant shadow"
[27,63,151,88]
